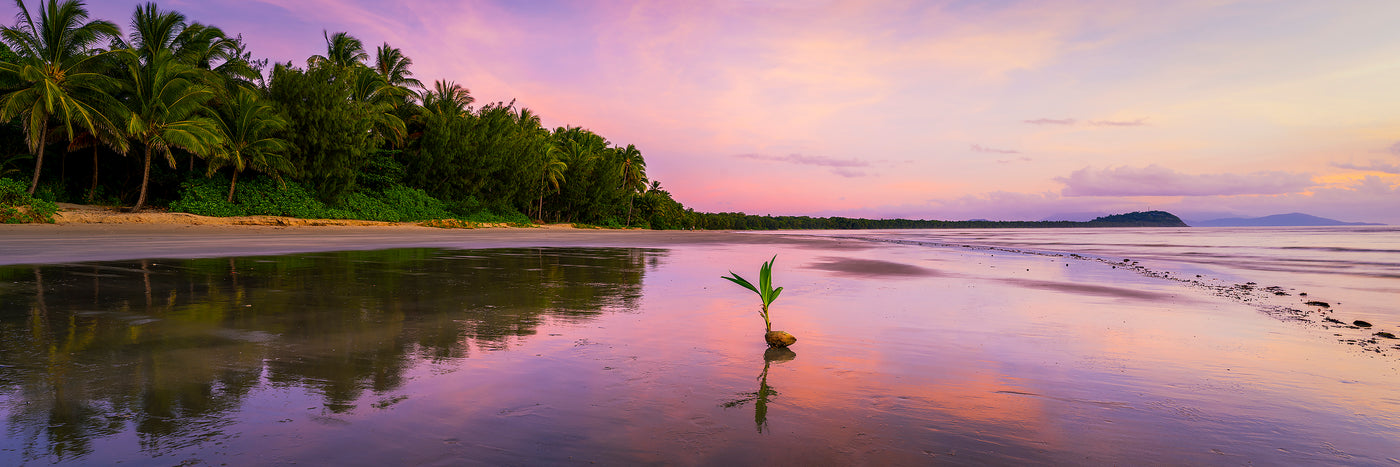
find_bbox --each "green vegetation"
[722,255,784,333]
[0,2,1192,230]
[0,177,57,223]
[0,0,662,225]
[685,210,1188,230]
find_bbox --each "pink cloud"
[1088,118,1149,127]
[1331,161,1400,174]
[971,144,1020,154]
[1024,118,1076,125]
[1056,165,1315,197]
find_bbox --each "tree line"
[0,0,685,227]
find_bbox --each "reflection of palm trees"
[0,247,666,462]
[723,347,796,433]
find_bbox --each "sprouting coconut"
[722,255,796,347]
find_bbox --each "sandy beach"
[3,203,861,265]
[2,210,1398,464]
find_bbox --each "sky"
[65,0,1400,223]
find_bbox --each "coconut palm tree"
[373,42,421,103]
[308,30,367,69]
[120,49,221,211]
[537,146,566,222]
[123,2,186,61]
[617,143,646,227]
[346,68,406,146]
[419,80,473,118]
[0,0,124,194]
[209,34,265,91]
[208,87,290,202]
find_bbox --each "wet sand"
[0,222,868,266]
[2,222,1398,464]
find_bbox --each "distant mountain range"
[1187,212,1384,227]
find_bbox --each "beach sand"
[2,208,1398,464]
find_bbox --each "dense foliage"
[0,0,656,226]
[0,177,57,223]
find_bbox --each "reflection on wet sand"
[0,248,662,464]
[722,347,797,433]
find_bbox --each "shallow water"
[2,233,1399,464]
[791,226,1400,321]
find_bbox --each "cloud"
[734,153,870,168]
[1331,161,1400,174]
[1089,118,1149,127]
[1388,142,1400,156]
[1056,165,1315,196]
[1023,118,1076,125]
[970,144,1019,154]
[734,153,871,177]
[997,156,1033,164]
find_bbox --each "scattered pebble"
[1353,320,1373,328]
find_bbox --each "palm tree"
[346,68,406,146]
[181,26,262,92]
[419,80,474,118]
[120,50,221,211]
[123,2,186,61]
[617,143,646,227]
[373,42,421,104]
[0,0,124,194]
[208,87,290,202]
[537,146,566,222]
[209,34,265,91]
[308,30,367,69]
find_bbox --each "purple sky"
[63,0,1400,223]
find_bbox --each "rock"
[1353,320,1373,328]
[765,330,797,347]
[1374,332,1396,339]
[1304,301,1330,308]
[1323,317,1345,325]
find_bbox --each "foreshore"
[3,206,1399,464]
[1,203,866,266]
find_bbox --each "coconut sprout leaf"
[722,255,783,333]
[722,272,761,296]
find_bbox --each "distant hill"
[1086,211,1189,227]
[1189,212,1383,227]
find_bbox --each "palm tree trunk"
[626,194,635,228]
[27,126,47,195]
[227,170,238,203]
[86,145,99,202]
[537,177,545,222]
[133,146,153,212]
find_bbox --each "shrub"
[0,178,58,223]
[461,208,531,225]
[169,176,246,217]
[377,186,454,221]
[235,177,328,218]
